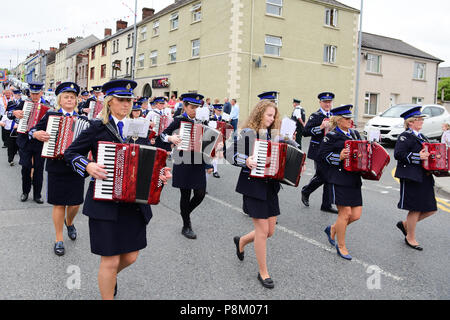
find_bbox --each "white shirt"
[442,130,450,146]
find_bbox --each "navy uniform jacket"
[210,114,222,122]
[77,101,87,115]
[226,128,281,201]
[64,119,153,224]
[303,109,329,161]
[318,128,362,188]
[394,129,431,183]
[33,111,89,173]
[7,100,47,152]
[161,114,208,190]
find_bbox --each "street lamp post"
[32,40,41,82]
[354,0,363,128]
[132,0,138,81]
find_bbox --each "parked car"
[363,104,450,142]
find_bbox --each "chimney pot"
[142,8,155,20]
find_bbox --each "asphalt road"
[0,138,449,300]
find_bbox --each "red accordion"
[94,142,168,204]
[343,140,390,181]
[250,139,306,187]
[177,121,222,158]
[88,100,103,120]
[211,121,234,157]
[42,116,90,159]
[422,143,450,176]
[149,114,173,140]
[17,101,50,134]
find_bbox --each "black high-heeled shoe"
[233,236,244,261]
[405,238,423,251]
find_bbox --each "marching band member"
[64,79,172,299]
[319,105,362,261]
[80,86,103,118]
[7,82,48,203]
[139,97,150,117]
[146,96,172,152]
[32,82,87,256]
[130,101,143,119]
[301,92,337,214]
[394,106,437,251]
[291,98,306,150]
[209,104,224,178]
[229,98,282,289]
[1,92,20,165]
[77,90,90,115]
[160,93,213,239]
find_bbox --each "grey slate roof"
[315,0,359,12]
[438,67,450,79]
[362,32,443,62]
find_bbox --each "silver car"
[363,104,450,142]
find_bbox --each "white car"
[363,104,450,142]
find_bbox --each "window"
[170,12,179,30]
[191,3,202,22]
[101,64,106,78]
[127,33,134,48]
[138,54,145,68]
[191,39,200,57]
[169,45,177,62]
[421,106,431,116]
[140,26,147,41]
[325,8,338,27]
[153,21,160,36]
[413,62,426,80]
[412,97,424,105]
[90,67,95,80]
[366,53,381,73]
[91,47,95,60]
[364,93,378,115]
[126,58,130,75]
[101,43,107,56]
[266,0,283,16]
[265,35,282,56]
[150,50,158,66]
[431,107,444,117]
[323,45,337,64]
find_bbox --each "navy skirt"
[88,204,147,256]
[47,172,85,206]
[398,175,437,212]
[330,184,363,207]
[242,182,280,219]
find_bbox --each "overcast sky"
[1,0,449,70]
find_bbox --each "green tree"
[438,77,450,101]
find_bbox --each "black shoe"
[301,192,309,207]
[181,226,197,239]
[233,236,244,261]
[257,273,274,289]
[34,197,44,204]
[213,172,220,178]
[54,241,65,256]
[9,161,14,166]
[114,282,118,297]
[321,206,338,214]
[65,219,77,241]
[20,193,28,202]
[405,238,423,251]
[396,221,407,236]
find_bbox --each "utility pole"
[354,0,363,127]
[132,0,138,80]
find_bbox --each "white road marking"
[205,194,404,282]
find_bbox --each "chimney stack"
[142,8,155,20]
[104,28,112,37]
[68,37,76,45]
[59,43,66,49]
[116,20,128,32]
[50,47,57,52]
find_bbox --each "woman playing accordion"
[318,105,362,261]
[394,106,437,251]
[32,82,87,257]
[64,79,171,299]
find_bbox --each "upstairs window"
[325,8,338,27]
[191,39,200,57]
[266,0,283,16]
[413,62,426,80]
[366,53,381,73]
[153,21,160,36]
[140,26,147,41]
[170,13,179,30]
[265,35,282,56]
[150,50,158,66]
[191,3,202,22]
[169,45,177,62]
[323,45,337,64]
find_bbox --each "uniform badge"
[70,84,74,89]
[400,136,406,142]
[323,137,329,143]
[126,84,131,90]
